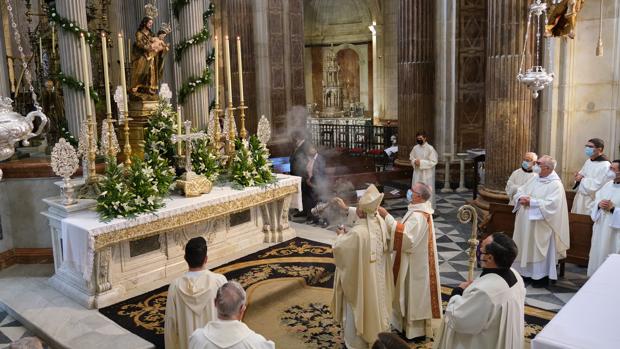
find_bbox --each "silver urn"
[0,97,48,161]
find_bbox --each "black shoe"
[293,211,307,218]
[532,276,549,288]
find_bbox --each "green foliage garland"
[59,126,78,147]
[175,28,210,62]
[57,72,101,104]
[192,138,221,182]
[97,159,134,221]
[230,138,259,188]
[48,6,95,46]
[249,135,276,184]
[173,0,215,19]
[178,68,212,104]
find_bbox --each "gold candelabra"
[226,103,236,159]
[122,111,133,166]
[238,102,248,139]
[105,113,116,159]
[213,103,223,151]
[86,115,97,181]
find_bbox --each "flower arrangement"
[192,137,221,182]
[230,138,259,188]
[249,134,275,184]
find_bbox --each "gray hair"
[413,182,432,201]
[539,155,557,170]
[525,152,538,161]
[215,281,246,319]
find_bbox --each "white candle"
[101,33,112,115]
[236,36,244,103]
[214,36,219,106]
[224,36,233,105]
[176,106,182,155]
[39,37,43,65]
[52,25,55,56]
[79,33,92,116]
[118,33,129,117]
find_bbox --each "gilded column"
[178,0,210,129]
[396,0,435,166]
[56,0,95,137]
[480,0,536,197]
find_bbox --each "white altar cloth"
[60,174,301,281]
[531,254,620,349]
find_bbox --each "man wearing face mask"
[434,233,525,349]
[511,155,570,287]
[587,160,620,276]
[505,152,538,205]
[409,131,438,209]
[571,138,611,214]
[376,183,442,341]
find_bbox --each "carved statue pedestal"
[117,100,158,162]
[470,185,509,233]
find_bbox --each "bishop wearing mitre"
[332,185,393,349]
[571,138,612,214]
[511,155,570,288]
[377,182,442,340]
[588,160,620,276]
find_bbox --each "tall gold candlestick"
[177,106,183,156]
[214,36,219,107]
[101,33,115,159]
[52,24,55,56]
[236,36,244,103]
[118,33,132,165]
[80,34,97,180]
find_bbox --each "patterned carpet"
[0,310,49,349]
[99,237,555,348]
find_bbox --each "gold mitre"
[358,184,384,214]
[144,3,159,19]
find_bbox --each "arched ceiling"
[304,0,382,45]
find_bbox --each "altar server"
[512,155,570,287]
[572,138,612,214]
[409,131,438,208]
[332,184,393,349]
[189,281,274,349]
[588,160,620,276]
[434,233,525,349]
[377,182,441,340]
[505,152,538,205]
[165,237,227,349]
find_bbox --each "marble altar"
[41,174,301,309]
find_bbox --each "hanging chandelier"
[517,0,554,99]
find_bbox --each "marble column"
[56,0,95,137]
[396,0,435,166]
[479,0,536,197]
[0,21,10,97]
[179,0,210,129]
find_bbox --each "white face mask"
[606,170,617,180]
[532,165,542,174]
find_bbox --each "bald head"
[524,152,538,162]
[215,281,247,320]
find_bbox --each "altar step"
[0,264,154,349]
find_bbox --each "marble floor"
[293,183,589,312]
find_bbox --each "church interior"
[0,0,618,348]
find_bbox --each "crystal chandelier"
[517,0,554,99]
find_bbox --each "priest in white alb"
[165,237,227,349]
[588,159,620,276]
[511,155,570,288]
[571,138,612,214]
[332,184,393,349]
[434,233,526,349]
[410,131,438,208]
[505,152,538,205]
[377,182,442,340]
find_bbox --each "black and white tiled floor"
[0,309,44,349]
[294,180,589,313]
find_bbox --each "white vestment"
[505,168,537,205]
[409,143,438,208]
[384,203,442,339]
[511,172,570,280]
[433,269,526,349]
[165,270,227,349]
[333,208,393,349]
[572,158,611,214]
[189,320,275,349]
[588,182,620,276]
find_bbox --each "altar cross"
[171,120,207,173]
